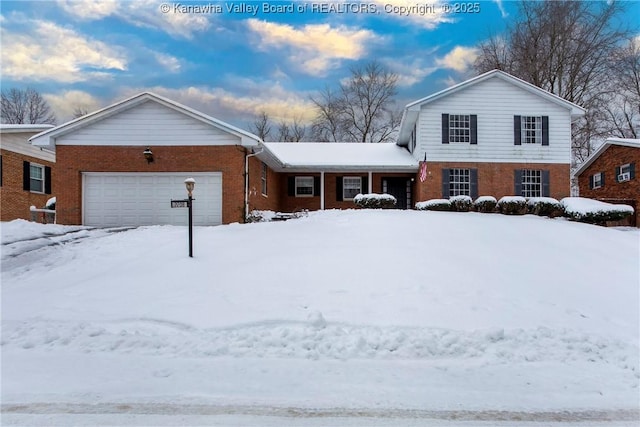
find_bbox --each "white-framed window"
[449,114,470,143]
[30,163,45,193]
[449,168,470,196]
[521,169,542,197]
[618,164,631,182]
[261,162,268,196]
[295,176,314,197]
[593,172,603,189]
[343,176,362,200]
[521,116,542,144]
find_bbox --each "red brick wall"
[415,162,570,202]
[578,145,640,226]
[247,156,281,213]
[0,149,55,221]
[54,145,248,225]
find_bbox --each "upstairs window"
[616,163,635,182]
[514,115,549,146]
[442,114,477,144]
[591,172,603,189]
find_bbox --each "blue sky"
[1,1,638,130]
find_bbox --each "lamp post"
[184,178,195,257]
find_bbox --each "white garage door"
[83,172,222,227]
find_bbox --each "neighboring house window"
[449,168,471,197]
[616,163,635,182]
[442,168,478,199]
[521,116,542,144]
[342,177,362,200]
[295,176,314,197]
[441,114,477,144]
[22,161,51,194]
[514,115,549,146]
[261,162,268,196]
[590,172,604,189]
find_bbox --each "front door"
[382,178,412,209]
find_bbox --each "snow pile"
[1,219,89,245]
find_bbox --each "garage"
[83,172,222,227]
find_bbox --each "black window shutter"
[44,166,52,194]
[361,176,368,195]
[23,161,30,191]
[336,177,343,201]
[542,116,549,146]
[542,170,550,197]
[470,115,478,145]
[287,176,295,196]
[615,166,621,182]
[601,172,605,186]
[470,169,478,199]
[589,175,594,189]
[313,176,320,196]
[441,114,449,144]
[630,162,636,180]
[514,116,521,145]
[442,169,450,198]
[514,169,523,195]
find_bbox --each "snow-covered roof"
[0,124,54,133]
[573,138,640,177]
[397,69,587,146]
[29,92,262,147]
[259,142,418,172]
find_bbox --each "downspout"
[245,146,264,222]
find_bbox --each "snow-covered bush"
[353,193,397,209]
[474,196,497,213]
[527,197,564,217]
[416,199,451,211]
[561,197,634,225]
[449,195,473,212]
[246,210,277,222]
[497,196,527,215]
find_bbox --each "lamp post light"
[184,178,195,257]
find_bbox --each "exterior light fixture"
[143,147,154,163]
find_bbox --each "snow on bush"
[561,197,634,225]
[474,196,497,213]
[416,199,451,211]
[497,196,527,215]
[527,197,563,217]
[353,193,397,209]
[449,195,473,212]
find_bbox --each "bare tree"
[1,87,56,124]
[249,111,272,141]
[603,37,640,138]
[72,106,90,119]
[277,116,306,142]
[311,61,400,143]
[474,0,631,162]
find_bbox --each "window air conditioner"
[618,172,630,182]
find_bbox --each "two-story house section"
[397,70,586,202]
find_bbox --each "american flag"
[419,153,427,182]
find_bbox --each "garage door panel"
[83,172,222,227]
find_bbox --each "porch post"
[368,171,373,193]
[320,171,325,210]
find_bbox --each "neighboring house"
[0,124,55,221]
[28,70,586,228]
[574,138,639,226]
[396,69,586,201]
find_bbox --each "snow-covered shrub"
[527,197,564,217]
[561,197,634,225]
[416,199,451,211]
[449,195,473,212]
[497,196,527,215]
[353,193,397,209]
[246,210,277,222]
[474,196,497,213]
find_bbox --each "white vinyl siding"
[416,77,571,163]
[57,101,242,146]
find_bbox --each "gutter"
[244,146,264,221]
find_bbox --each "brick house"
[574,138,639,226]
[29,70,586,227]
[1,124,55,221]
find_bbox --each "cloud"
[1,19,127,83]
[44,90,103,121]
[372,0,454,29]
[153,52,181,73]
[436,46,479,72]
[57,0,211,39]
[246,19,381,75]
[493,0,509,18]
[382,50,439,87]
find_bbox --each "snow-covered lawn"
[1,210,638,425]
